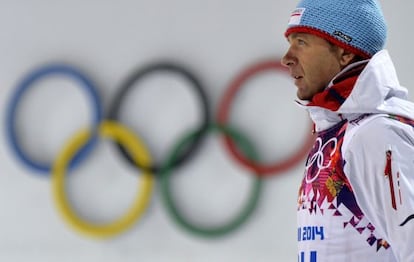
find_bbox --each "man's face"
[281,33,344,101]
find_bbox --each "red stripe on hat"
[285,26,371,59]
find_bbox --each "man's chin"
[296,90,312,101]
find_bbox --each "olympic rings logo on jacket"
[305,137,337,183]
[5,59,315,239]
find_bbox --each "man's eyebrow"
[290,33,308,39]
[287,33,300,42]
[287,33,309,43]
[289,33,298,39]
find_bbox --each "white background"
[0,1,411,261]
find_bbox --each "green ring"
[160,123,263,238]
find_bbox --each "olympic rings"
[6,63,103,174]
[160,124,262,237]
[217,60,315,176]
[52,121,154,238]
[108,62,209,174]
[5,58,313,239]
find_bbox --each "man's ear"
[339,48,356,67]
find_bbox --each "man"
[281,0,414,261]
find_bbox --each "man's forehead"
[287,32,329,44]
[288,32,312,41]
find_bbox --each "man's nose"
[281,48,295,67]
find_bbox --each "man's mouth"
[293,75,304,88]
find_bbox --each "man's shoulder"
[343,114,414,152]
[350,114,414,135]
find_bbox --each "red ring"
[217,59,315,177]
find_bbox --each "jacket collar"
[297,50,413,132]
[307,62,367,111]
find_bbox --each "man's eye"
[298,39,306,45]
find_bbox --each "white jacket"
[298,50,414,262]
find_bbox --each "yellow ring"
[51,120,154,238]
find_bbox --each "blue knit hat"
[285,0,387,58]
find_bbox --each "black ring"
[107,62,210,174]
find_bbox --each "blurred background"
[0,1,410,261]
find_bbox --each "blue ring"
[6,63,103,175]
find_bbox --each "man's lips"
[293,75,304,87]
[292,74,303,80]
